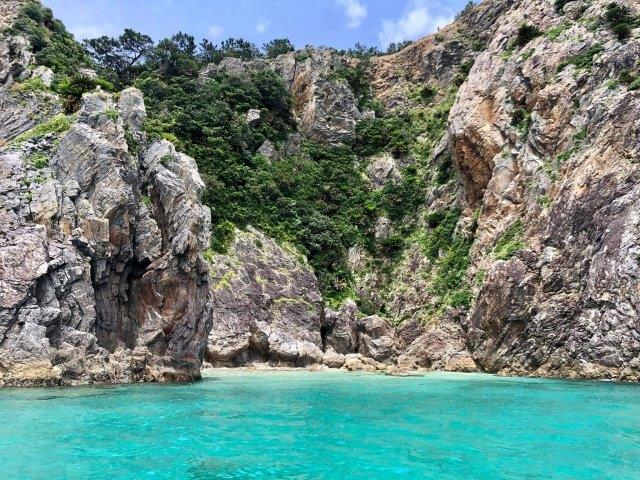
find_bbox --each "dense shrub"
[420,209,475,313]
[56,75,115,112]
[604,3,637,41]
[7,1,91,75]
[138,68,381,300]
[513,23,542,48]
[554,0,571,13]
[263,39,295,58]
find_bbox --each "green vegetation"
[211,220,236,254]
[7,3,472,305]
[512,108,532,135]
[25,152,49,169]
[12,113,74,144]
[6,1,91,75]
[453,60,474,86]
[557,44,604,72]
[328,60,375,110]
[604,3,637,41]
[554,0,572,13]
[105,108,119,121]
[55,75,116,112]
[84,29,154,87]
[547,23,571,41]
[263,39,295,58]
[409,85,437,105]
[537,196,553,209]
[124,126,140,155]
[513,23,543,48]
[493,219,525,260]
[353,87,457,239]
[420,209,475,314]
[11,77,49,94]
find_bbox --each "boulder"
[206,228,324,367]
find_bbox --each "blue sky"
[43,0,469,50]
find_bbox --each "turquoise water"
[1,371,640,479]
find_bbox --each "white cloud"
[379,1,452,48]
[335,0,367,29]
[208,25,224,39]
[255,19,270,34]
[69,24,117,41]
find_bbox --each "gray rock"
[31,66,55,87]
[367,153,402,190]
[257,140,278,160]
[206,228,324,367]
[323,347,346,368]
[356,315,398,363]
[117,87,147,133]
[246,109,261,125]
[0,86,212,386]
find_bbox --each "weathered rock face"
[0,67,212,383]
[336,0,640,380]
[4,0,640,383]
[204,49,368,144]
[0,1,28,31]
[206,228,324,366]
[446,0,640,380]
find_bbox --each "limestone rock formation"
[453,0,640,381]
[3,0,640,383]
[206,228,324,366]
[0,46,212,384]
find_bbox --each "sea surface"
[1,370,639,479]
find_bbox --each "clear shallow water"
[1,371,640,479]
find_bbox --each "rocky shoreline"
[2,0,640,387]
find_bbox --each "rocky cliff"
[200,0,640,381]
[2,0,640,384]
[0,6,212,385]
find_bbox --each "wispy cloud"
[69,23,117,41]
[379,1,451,48]
[335,0,367,29]
[208,25,224,39]
[255,19,269,34]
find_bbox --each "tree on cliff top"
[84,29,153,87]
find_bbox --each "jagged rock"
[397,312,477,372]
[257,140,278,160]
[374,217,392,240]
[322,299,359,354]
[117,87,147,133]
[343,353,386,372]
[202,49,365,143]
[206,228,324,367]
[201,57,247,78]
[449,0,640,380]
[323,347,346,368]
[0,83,212,385]
[0,34,31,84]
[246,109,261,125]
[78,68,98,79]
[367,153,402,190]
[31,66,54,87]
[356,315,397,363]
